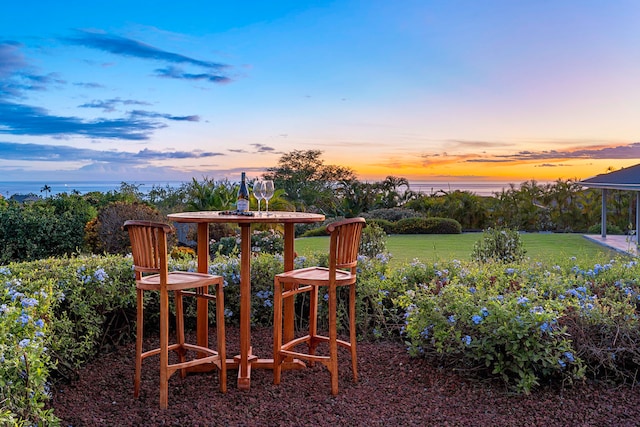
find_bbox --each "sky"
[1,0,640,185]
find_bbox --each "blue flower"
[505,268,516,275]
[480,307,489,317]
[21,298,38,308]
[462,335,472,346]
[517,296,529,305]
[17,313,30,325]
[35,319,45,328]
[563,352,575,363]
[540,322,551,333]
[420,326,431,339]
[558,359,566,368]
[468,287,476,294]
[448,315,456,324]
[471,315,483,325]
[18,339,30,348]
[93,268,108,282]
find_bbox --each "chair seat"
[276,267,355,286]
[137,271,220,291]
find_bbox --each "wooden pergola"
[579,164,640,239]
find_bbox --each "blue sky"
[1,0,640,183]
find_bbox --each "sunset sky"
[1,0,639,185]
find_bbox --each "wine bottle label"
[237,199,249,211]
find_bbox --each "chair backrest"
[327,218,366,273]
[124,220,173,277]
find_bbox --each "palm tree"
[40,184,51,198]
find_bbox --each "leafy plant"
[359,222,388,258]
[471,227,526,263]
[395,259,586,392]
[394,217,462,234]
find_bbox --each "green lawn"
[294,233,620,267]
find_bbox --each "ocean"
[0,181,185,198]
[0,180,523,198]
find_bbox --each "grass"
[294,233,621,267]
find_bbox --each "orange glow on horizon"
[349,158,639,183]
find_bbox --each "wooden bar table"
[167,210,325,390]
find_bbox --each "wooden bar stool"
[273,217,365,395]
[124,220,226,409]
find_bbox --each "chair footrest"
[141,343,221,361]
[279,334,352,361]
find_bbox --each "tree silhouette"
[40,184,51,198]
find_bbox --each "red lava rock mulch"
[52,326,640,426]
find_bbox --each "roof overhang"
[578,182,640,191]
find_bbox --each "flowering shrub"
[0,268,58,425]
[471,227,526,263]
[395,256,640,392]
[359,222,388,258]
[212,229,284,256]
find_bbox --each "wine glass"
[253,181,264,215]
[262,180,274,215]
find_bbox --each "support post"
[601,189,607,238]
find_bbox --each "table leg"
[197,223,210,350]
[283,223,295,345]
[238,223,252,390]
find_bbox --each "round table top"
[167,210,325,224]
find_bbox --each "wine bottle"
[236,172,250,212]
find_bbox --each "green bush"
[395,260,582,393]
[587,223,624,235]
[0,197,95,264]
[394,217,462,234]
[471,227,526,263]
[362,208,422,222]
[300,225,328,237]
[396,257,640,392]
[364,218,394,234]
[1,256,137,424]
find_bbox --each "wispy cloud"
[129,110,199,122]
[0,101,163,140]
[0,41,66,98]
[62,30,232,83]
[251,143,277,153]
[0,141,224,163]
[412,142,640,170]
[491,143,640,161]
[155,66,231,83]
[78,98,151,113]
[0,41,26,77]
[448,139,514,149]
